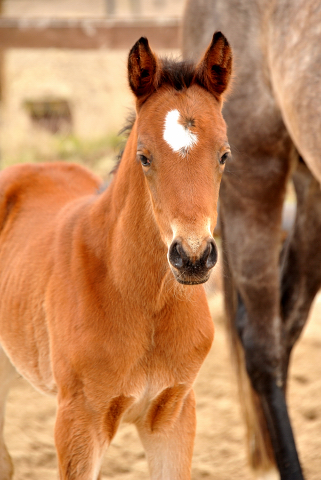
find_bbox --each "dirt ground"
[4,289,321,480]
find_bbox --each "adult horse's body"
[0,34,232,479]
[183,1,321,479]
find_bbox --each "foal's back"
[0,162,100,231]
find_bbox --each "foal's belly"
[0,242,57,395]
[0,316,57,396]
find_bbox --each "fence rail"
[0,17,181,50]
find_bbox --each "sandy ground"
[4,289,321,480]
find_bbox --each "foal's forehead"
[138,85,226,147]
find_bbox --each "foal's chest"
[125,304,214,394]
[120,310,214,428]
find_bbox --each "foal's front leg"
[55,401,105,480]
[55,392,133,480]
[136,387,196,480]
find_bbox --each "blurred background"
[0,0,184,178]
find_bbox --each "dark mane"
[109,111,136,178]
[159,57,196,91]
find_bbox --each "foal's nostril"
[169,238,218,273]
[169,241,184,269]
[204,240,218,269]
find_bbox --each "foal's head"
[128,33,232,285]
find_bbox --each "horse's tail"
[221,223,276,476]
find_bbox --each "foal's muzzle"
[168,238,218,285]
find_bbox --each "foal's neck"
[95,128,180,309]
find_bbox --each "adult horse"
[183,1,321,479]
[0,34,232,479]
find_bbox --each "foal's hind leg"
[0,345,18,480]
[280,159,321,381]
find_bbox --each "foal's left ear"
[194,32,232,99]
[128,37,159,100]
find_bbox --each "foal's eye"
[139,154,151,167]
[220,152,230,165]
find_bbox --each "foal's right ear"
[194,32,232,99]
[128,37,159,100]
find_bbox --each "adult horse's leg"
[136,389,196,480]
[0,346,17,480]
[249,156,321,478]
[220,146,303,480]
[269,1,321,363]
[182,1,320,478]
[221,236,275,476]
[280,158,321,383]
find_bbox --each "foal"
[0,34,232,479]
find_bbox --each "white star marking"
[163,109,198,156]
